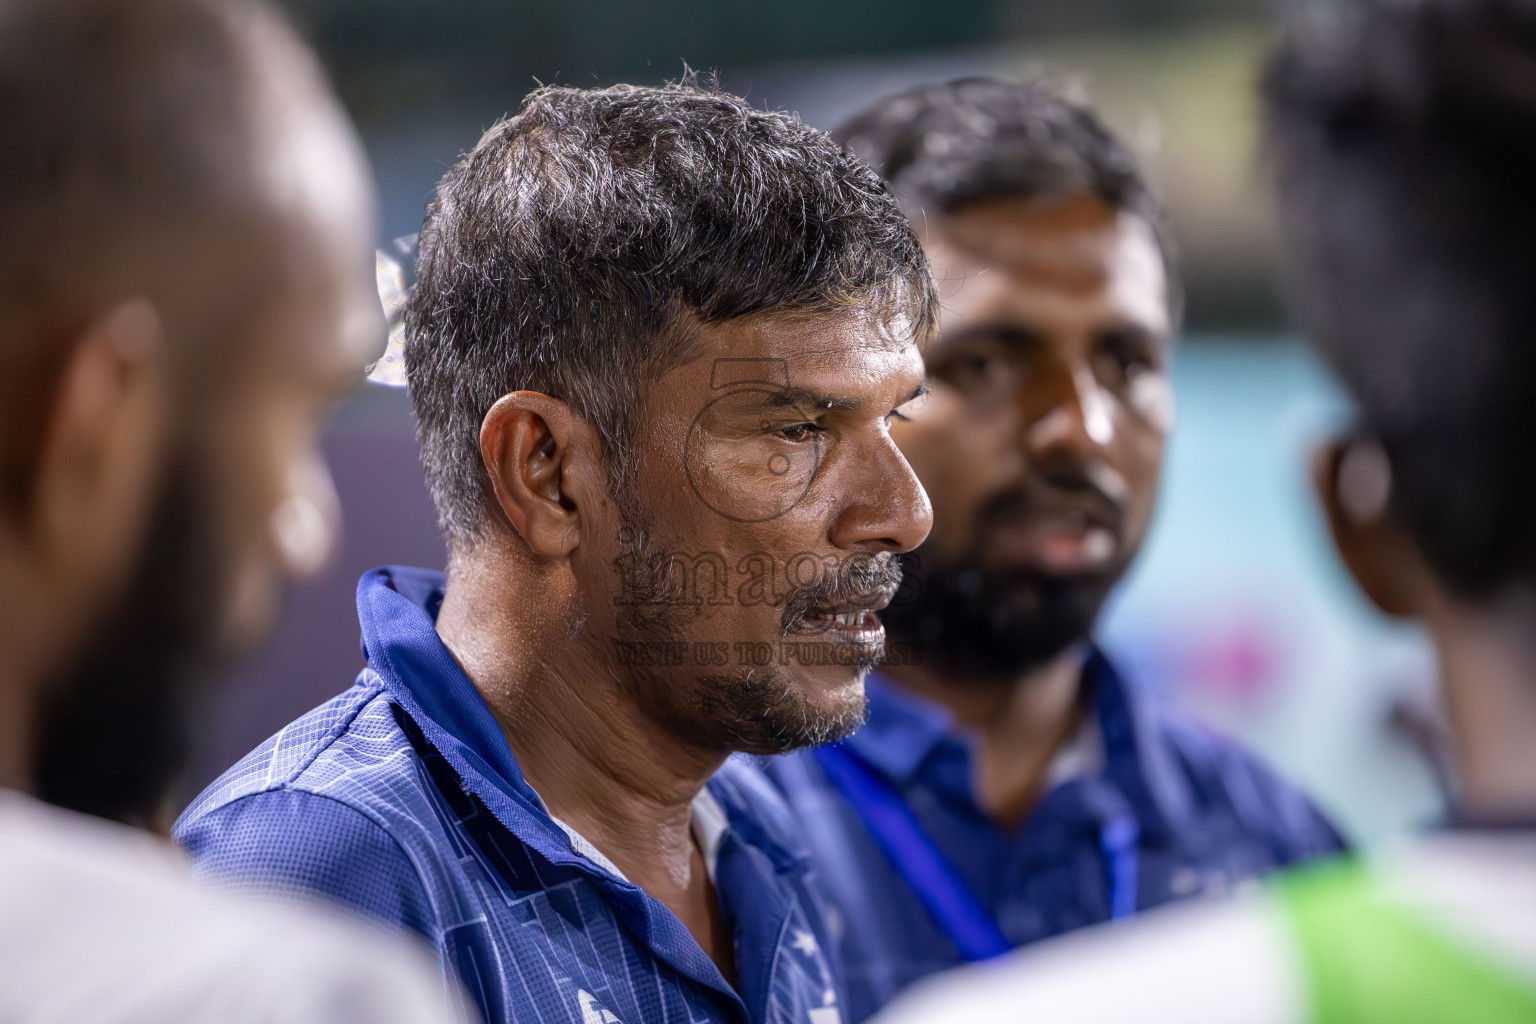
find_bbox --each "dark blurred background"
[190,0,1445,847]
[293,0,1288,330]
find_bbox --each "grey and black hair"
[405,80,934,550]
[833,76,1177,305]
[1264,0,1536,598]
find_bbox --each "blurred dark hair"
[1265,0,1536,597]
[0,0,312,517]
[0,0,332,822]
[833,76,1176,298]
[405,80,934,550]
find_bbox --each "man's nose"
[1021,361,1114,462]
[827,432,933,554]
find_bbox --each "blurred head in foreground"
[0,0,379,826]
[1268,0,1536,817]
[838,77,1177,682]
[410,81,934,755]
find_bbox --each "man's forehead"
[693,308,924,365]
[925,193,1149,276]
[249,95,380,387]
[651,309,925,416]
[921,193,1170,336]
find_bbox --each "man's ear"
[479,391,600,558]
[1312,437,1431,619]
[28,301,169,600]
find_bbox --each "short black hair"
[832,76,1175,292]
[1265,0,1536,597]
[406,80,933,549]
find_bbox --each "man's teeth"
[1083,527,1115,563]
[821,610,865,628]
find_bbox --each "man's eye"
[958,354,992,384]
[777,422,820,442]
[1099,345,1153,385]
[937,350,1005,395]
[1096,329,1165,385]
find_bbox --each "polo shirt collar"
[842,672,957,784]
[844,646,1191,845]
[1082,647,1188,846]
[355,565,751,1005]
[355,565,554,847]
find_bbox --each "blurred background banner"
[192,0,1446,847]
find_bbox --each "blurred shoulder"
[0,791,469,1024]
[1155,711,1348,857]
[872,890,1304,1024]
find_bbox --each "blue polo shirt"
[765,650,1346,1022]
[175,566,847,1024]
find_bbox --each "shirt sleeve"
[1169,720,1350,862]
[177,788,437,939]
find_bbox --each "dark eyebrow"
[1098,322,1171,352]
[749,381,926,417]
[758,388,859,413]
[936,324,1046,354]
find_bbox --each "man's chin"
[678,664,870,756]
[31,455,226,826]
[731,697,868,756]
[769,668,871,753]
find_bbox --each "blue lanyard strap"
[1100,814,1141,922]
[811,743,1012,961]
[812,742,1143,960]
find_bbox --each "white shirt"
[544,785,732,885]
[871,833,1536,1024]
[0,789,474,1024]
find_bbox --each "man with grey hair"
[177,81,935,1024]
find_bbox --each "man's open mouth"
[1015,512,1118,573]
[984,491,1125,576]
[801,605,885,634]
[788,590,895,645]
[779,559,902,642]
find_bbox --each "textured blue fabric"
[176,566,847,1024]
[765,650,1347,1022]
[808,743,1011,962]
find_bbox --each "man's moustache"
[780,553,904,634]
[977,470,1127,536]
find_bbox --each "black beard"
[31,456,229,828]
[882,550,1120,684]
[610,520,879,755]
